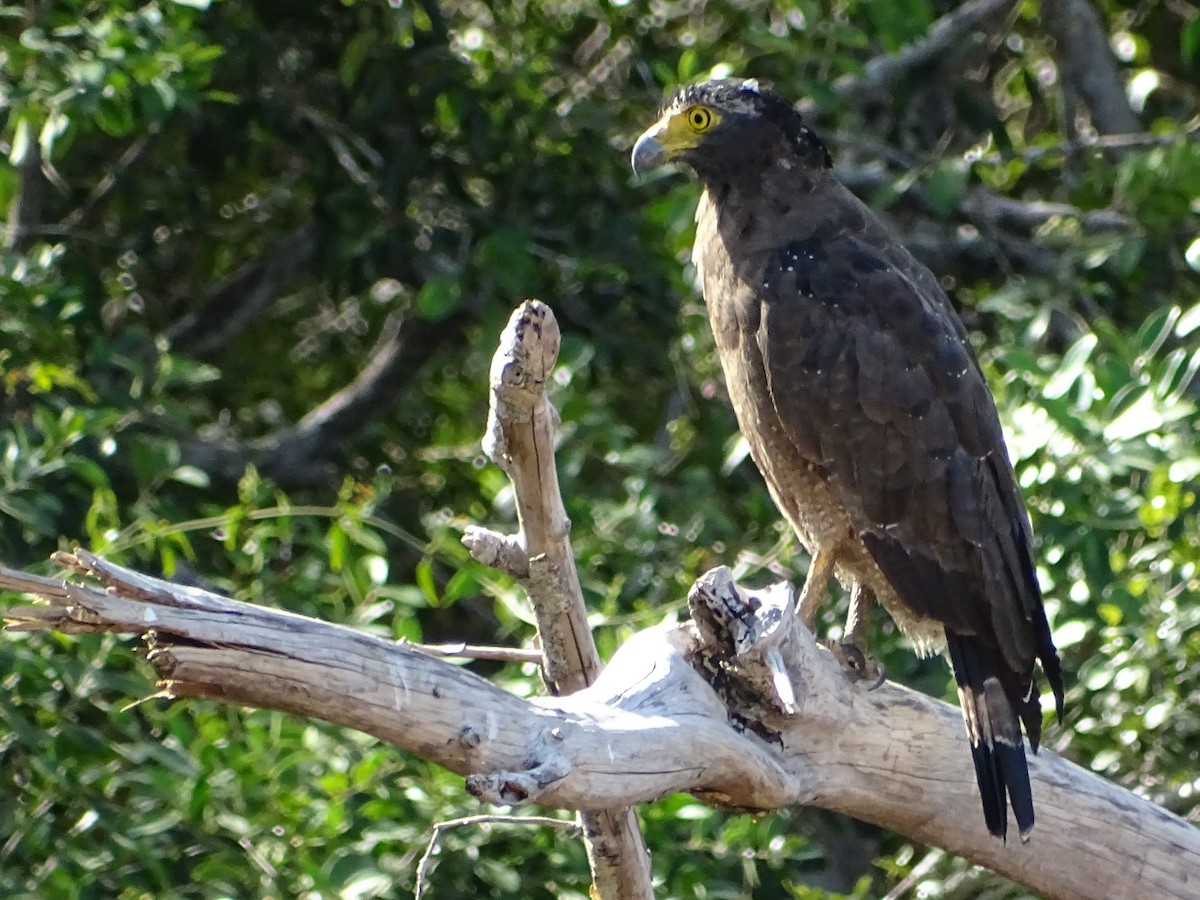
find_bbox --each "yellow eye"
[686,106,713,132]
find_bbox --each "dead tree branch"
[2,550,1198,899]
[463,302,600,693]
[461,300,652,899]
[415,815,582,900]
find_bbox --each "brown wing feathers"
[757,219,1062,838]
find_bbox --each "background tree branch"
[177,307,468,490]
[4,142,44,253]
[165,227,318,358]
[1043,0,1141,135]
[831,0,1017,104]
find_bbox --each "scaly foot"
[823,639,886,690]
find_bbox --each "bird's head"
[631,78,831,184]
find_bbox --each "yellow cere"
[649,104,722,154]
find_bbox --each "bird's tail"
[945,633,1036,841]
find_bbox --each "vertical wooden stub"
[476,300,652,898]
[484,300,599,692]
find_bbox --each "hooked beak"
[631,122,669,177]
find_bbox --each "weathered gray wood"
[463,300,652,899]
[3,550,1198,899]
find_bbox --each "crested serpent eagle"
[631,79,1064,841]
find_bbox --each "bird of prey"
[631,78,1064,840]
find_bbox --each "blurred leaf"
[9,116,31,164]
[924,159,970,218]
[1182,17,1200,64]
[416,276,463,322]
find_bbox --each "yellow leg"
[797,546,836,630]
[844,584,873,648]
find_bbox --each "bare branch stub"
[688,567,801,722]
[466,300,652,899]
[460,526,529,578]
[474,299,599,693]
[465,726,572,806]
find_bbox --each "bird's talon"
[840,641,866,671]
[823,640,885,687]
[866,664,886,691]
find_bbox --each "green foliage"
[1,0,1199,897]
